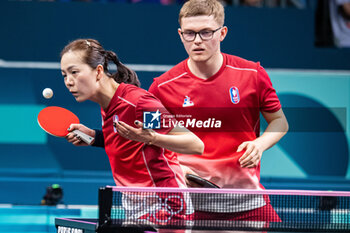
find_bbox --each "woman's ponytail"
[105,51,140,87]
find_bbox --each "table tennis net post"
[98,186,113,228]
[97,186,350,232]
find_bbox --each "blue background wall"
[1,1,350,70]
[0,1,350,205]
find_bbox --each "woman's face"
[61,51,98,102]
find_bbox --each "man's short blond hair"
[178,0,225,27]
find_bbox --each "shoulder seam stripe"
[226,65,257,72]
[157,72,188,87]
[118,96,136,107]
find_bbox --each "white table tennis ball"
[42,88,53,99]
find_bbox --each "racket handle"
[72,129,94,145]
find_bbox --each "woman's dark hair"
[60,39,140,87]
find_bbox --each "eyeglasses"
[180,27,223,42]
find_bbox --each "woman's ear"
[96,64,104,81]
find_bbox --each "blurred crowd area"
[15,0,309,8]
[7,0,350,47]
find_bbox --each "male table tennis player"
[147,0,289,230]
[60,39,204,232]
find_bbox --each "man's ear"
[178,28,185,43]
[220,26,228,42]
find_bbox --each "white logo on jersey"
[182,96,194,107]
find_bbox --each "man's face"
[178,15,227,63]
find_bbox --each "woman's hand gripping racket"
[185,174,220,188]
[37,106,94,145]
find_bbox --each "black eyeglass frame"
[180,26,223,42]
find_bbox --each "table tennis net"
[98,187,350,232]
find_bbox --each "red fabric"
[194,195,281,223]
[149,53,281,190]
[101,83,186,188]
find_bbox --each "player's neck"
[94,78,119,110]
[188,53,223,79]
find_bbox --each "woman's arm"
[66,124,105,148]
[114,120,204,155]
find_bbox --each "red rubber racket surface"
[37,106,80,137]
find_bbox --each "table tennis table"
[56,218,157,233]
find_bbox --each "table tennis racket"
[37,106,94,145]
[185,174,220,188]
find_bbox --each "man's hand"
[236,109,288,168]
[237,140,263,168]
[180,165,202,187]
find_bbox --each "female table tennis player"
[60,39,203,231]
[60,38,203,188]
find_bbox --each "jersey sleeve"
[257,64,282,113]
[148,78,160,98]
[91,129,105,148]
[135,92,175,135]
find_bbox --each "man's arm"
[237,109,288,168]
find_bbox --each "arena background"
[0,0,349,208]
